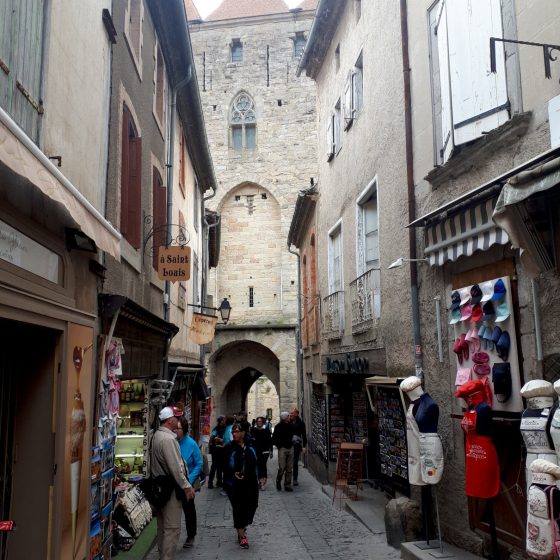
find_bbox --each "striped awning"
[424,198,509,266]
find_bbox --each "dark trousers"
[293,444,302,481]
[257,452,269,479]
[226,483,259,529]
[209,450,223,486]
[181,494,197,538]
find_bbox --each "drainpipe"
[400,0,423,377]
[288,245,304,411]
[164,66,192,323]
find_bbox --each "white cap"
[400,376,422,393]
[459,287,471,306]
[280,411,290,420]
[520,380,554,398]
[480,281,494,303]
[159,406,183,421]
[531,459,560,478]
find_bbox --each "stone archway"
[208,328,297,419]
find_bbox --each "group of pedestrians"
[148,406,307,558]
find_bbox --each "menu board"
[329,394,345,462]
[310,393,328,463]
[377,387,408,483]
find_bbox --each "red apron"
[461,410,500,498]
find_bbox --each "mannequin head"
[400,376,424,402]
[520,380,555,410]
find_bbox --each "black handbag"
[139,474,175,509]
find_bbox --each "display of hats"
[451,291,461,311]
[453,335,468,364]
[520,379,554,398]
[456,378,487,399]
[470,284,483,305]
[455,367,471,387]
[459,287,471,306]
[495,303,510,323]
[400,376,422,393]
[461,304,473,322]
[470,304,483,324]
[480,280,494,303]
[482,301,495,322]
[449,308,462,325]
[492,363,511,403]
[490,279,507,301]
[482,327,494,350]
[472,351,490,365]
[496,331,510,361]
[465,328,480,353]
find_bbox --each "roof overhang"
[146,0,216,192]
[0,107,121,260]
[287,186,318,248]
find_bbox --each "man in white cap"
[152,406,195,560]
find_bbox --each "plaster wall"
[42,0,112,212]
[406,0,560,550]
[313,0,413,376]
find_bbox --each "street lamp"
[387,257,429,270]
[218,298,231,324]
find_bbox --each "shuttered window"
[120,106,142,249]
[0,0,45,141]
[429,0,509,165]
[328,226,342,294]
[152,167,166,269]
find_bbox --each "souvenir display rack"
[310,392,328,463]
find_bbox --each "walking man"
[152,406,195,560]
[272,411,294,491]
[208,415,226,489]
[290,408,307,486]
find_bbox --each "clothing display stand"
[414,491,454,558]
[486,499,500,560]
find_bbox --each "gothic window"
[231,93,257,150]
[293,32,306,58]
[231,39,243,63]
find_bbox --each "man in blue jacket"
[177,416,203,549]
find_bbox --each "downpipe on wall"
[288,245,304,416]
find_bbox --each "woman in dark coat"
[250,416,272,489]
[223,423,259,549]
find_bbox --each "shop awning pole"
[532,279,543,362]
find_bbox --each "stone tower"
[189,0,317,417]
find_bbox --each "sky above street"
[193,0,304,18]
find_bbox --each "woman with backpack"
[223,423,260,549]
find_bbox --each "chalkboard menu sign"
[377,387,408,484]
[310,393,328,463]
[329,394,345,461]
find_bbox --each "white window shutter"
[326,115,334,160]
[436,0,454,163]
[344,72,353,129]
[353,68,363,115]
[446,0,508,145]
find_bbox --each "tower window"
[294,32,306,58]
[231,39,243,63]
[249,287,255,307]
[230,92,257,150]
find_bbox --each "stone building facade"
[189,0,318,417]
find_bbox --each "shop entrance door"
[0,320,57,560]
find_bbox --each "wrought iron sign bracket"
[490,37,560,81]
[142,214,190,263]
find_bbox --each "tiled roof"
[206,0,290,21]
[297,0,318,11]
[184,0,202,21]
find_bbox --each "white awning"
[424,197,509,267]
[0,108,121,260]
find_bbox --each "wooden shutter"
[120,109,130,236]
[127,136,142,249]
[435,0,454,163]
[326,115,334,160]
[343,71,353,129]
[152,168,167,269]
[446,0,508,145]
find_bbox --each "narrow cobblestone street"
[146,458,399,560]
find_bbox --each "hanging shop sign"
[189,312,218,345]
[157,246,191,282]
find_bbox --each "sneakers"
[284,486,293,492]
[293,480,299,486]
[276,481,282,491]
[239,536,249,549]
[183,537,195,549]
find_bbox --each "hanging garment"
[406,404,425,486]
[460,404,500,498]
[548,405,560,461]
[522,406,557,488]
[526,483,560,560]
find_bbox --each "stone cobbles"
[145,458,400,559]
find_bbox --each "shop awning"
[0,107,121,260]
[492,156,560,274]
[364,376,403,385]
[424,197,509,267]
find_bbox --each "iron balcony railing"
[322,291,344,340]
[350,269,377,334]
